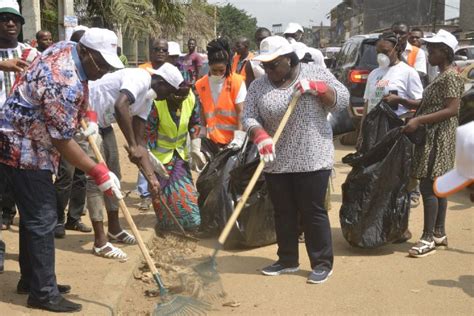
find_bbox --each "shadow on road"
[0,270,25,308]
[68,294,115,315]
[428,275,474,298]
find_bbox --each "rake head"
[153,295,211,316]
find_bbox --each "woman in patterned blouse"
[242,36,349,284]
[402,30,464,258]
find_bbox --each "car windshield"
[359,42,378,70]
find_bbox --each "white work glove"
[227,130,247,149]
[252,127,275,163]
[147,149,169,179]
[88,163,123,199]
[77,111,99,140]
[190,138,208,172]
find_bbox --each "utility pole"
[214,5,217,38]
[431,0,438,32]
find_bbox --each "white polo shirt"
[402,42,427,76]
[89,68,153,127]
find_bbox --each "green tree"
[160,0,214,42]
[74,0,185,39]
[217,4,257,47]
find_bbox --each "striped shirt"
[0,43,29,106]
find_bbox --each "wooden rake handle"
[80,120,160,276]
[217,91,302,246]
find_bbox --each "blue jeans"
[0,163,60,302]
[137,172,150,198]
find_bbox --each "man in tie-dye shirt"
[0,28,124,313]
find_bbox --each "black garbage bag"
[340,128,412,248]
[226,143,276,249]
[196,138,277,249]
[358,101,404,154]
[328,107,355,136]
[196,145,238,236]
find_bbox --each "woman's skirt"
[152,153,201,231]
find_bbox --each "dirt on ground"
[0,129,472,316]
[118,140,474,315]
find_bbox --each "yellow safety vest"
[151,92,195,164]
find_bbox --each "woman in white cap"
[403,29,464,258]
[283,22,304,44]
[434,121,474,203]
[242,35,349,284]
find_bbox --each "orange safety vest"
[195,73,243,145]
[231,52,254,81]
[407,46,419,68]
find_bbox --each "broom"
[80,120,210,315]
[193,90,302,283]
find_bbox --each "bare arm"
[0,59,28,72]
[416,97,459,125]
[235,101,244,131]
[403,97,459,133]
[52,138,96,173]
[244,62,255,87]
[382,94,422,110]
[114,93,137,148]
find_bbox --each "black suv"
[331,34,380,143]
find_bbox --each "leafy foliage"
[216,4,258,47]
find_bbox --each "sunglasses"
[153,47,168,53]
[0,14,22,24]
[261,57,284,70]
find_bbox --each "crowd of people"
[0,0,472,312]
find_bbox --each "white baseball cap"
[253,36,294,63]
[0,0,24,24]
[147,62,184,89]
[422,29,458,53]
[73,25,89,32]
[284,22,304,35]
[434,121,474,197]
[79,28,124,69]
[168,41,182,56]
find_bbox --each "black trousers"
[0,163,60,302]
[420,177,447,237]
[265,170,333,271]
[54,157,87,225]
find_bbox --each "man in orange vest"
[231,37,253,83]
[140,38,168,71]
[392,22,427,80]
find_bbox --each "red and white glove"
[78,111,99,140]
[295,79,328,96]
[88,162,123,199]
[252,127,275,163]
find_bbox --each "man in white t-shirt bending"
[81,63,184,259]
